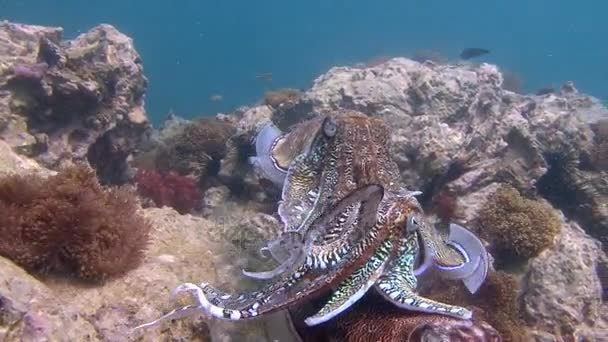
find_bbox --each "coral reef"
[134,169,202,214]
[477,184,560,260]
[0,22,149,184]
[0,164,150,280]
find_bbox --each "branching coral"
[477,184,560,259]
[0,165,151,281]
[134,168,202,214]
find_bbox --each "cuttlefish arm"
[304,237,395,326]
[243,184,384,279]
[409,217,489,294]
[375,233,473,320]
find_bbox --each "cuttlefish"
[133,111,489,331]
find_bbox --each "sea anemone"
[477,184,560,260]
[0,164,151,281]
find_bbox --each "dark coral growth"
[0,165,151,281]
[426,271,526,342]
[134,169,202,214]
[430,189,459,222]
[155,118,235,182]
[590,119,608,170]
[263,88,302,110]
[477,184,560,259]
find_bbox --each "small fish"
[459,48,490,60]
[256,73,273,82]
[209,94,223,102]
[535,87,554,96]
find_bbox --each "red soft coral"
[135,169,202,214]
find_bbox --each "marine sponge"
[134,168,202,214]
[0,165,151,281]
[478,184,560,259]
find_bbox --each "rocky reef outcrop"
[0,21,149,184]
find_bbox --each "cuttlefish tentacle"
[304,237,395,326]
[249,122,287,187]
[244,184,384,279]
[375,233,473,320]
[408,215,489,294]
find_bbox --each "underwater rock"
[523,217,608,341]
[0,21,149,184]
[0,140,54,177]
[302,58,605,194]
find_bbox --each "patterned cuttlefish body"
[133,111,488,332]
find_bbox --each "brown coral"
[477,184,560,259]
[155,117,235,182]
[426,271,526,342]
[0,165,151,281]
[263,88,301,109]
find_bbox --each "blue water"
[2,0,606,125]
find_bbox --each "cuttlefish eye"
[322,117,337,137]
[406,215,421,233]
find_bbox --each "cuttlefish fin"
[249,122,287,187]
[434,223,489,294]
[375,234,473,320]
[304,238,394,326]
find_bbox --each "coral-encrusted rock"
[303,58,605,191]
[523,219,608,341]
[0,21,149,184]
